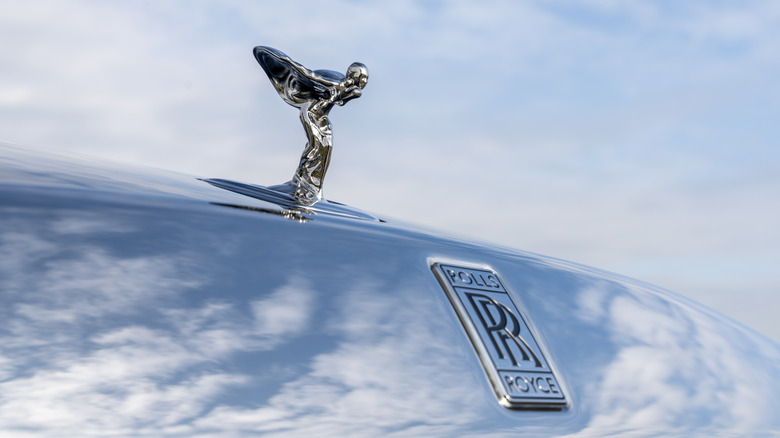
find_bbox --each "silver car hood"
[2,142,779,436]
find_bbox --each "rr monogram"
[465,292,543,368]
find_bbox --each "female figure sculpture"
[254,46,368,206]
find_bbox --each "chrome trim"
[202,178,380,221]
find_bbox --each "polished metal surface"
[432,262,566,409]
[2,144,780,436]
[201,177,380,221]
[254,46,368,206]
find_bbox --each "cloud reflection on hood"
[563,280,780,436]
[191,279,487,437]
[0,210,316,436]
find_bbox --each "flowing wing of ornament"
[254,46,345,108]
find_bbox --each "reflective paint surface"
[2,144,780,436]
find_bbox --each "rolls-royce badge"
[254,46,368,206]
[432,262,567,409]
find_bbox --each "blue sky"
[1,0,778,341]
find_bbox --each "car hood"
[2,141,780,436]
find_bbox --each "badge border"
[430,260,568,410]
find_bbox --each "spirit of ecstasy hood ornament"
[254,46,368,206]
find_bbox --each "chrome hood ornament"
[254,46,368,206]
